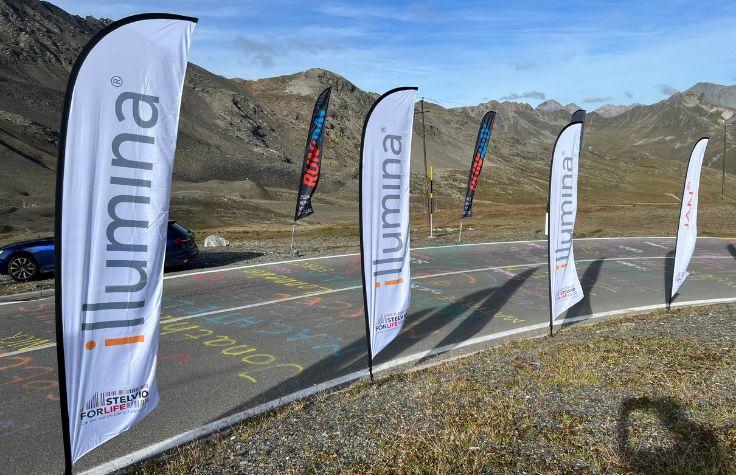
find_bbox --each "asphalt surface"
[1,236,735,474]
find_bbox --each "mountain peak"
[536,99,564,112]
[536,100,580,114]
[683,82,736,109]
[594,103,641,118]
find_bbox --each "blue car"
[0,221,199,281]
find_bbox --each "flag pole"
[429,165,434,238]
[458,218,464,243]
[548,204,553,337]
[290,222,296,254]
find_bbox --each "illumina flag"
[294,87,332,221]
[359,87,417,367]
[462,111,495,218]
[548,116,585,325]
[54,14,196,466]
[671,137,709,299]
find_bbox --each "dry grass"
[132,306,736,475]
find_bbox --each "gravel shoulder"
[131,304,736,474]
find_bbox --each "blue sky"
[54,0,736,108]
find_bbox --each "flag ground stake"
[290,222,296,254]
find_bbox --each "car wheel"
[8,254,39,281]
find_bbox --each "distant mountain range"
[1,0,735,231]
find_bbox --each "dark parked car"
[0,220,198,281]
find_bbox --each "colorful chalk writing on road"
[0,354,58,401]
[243,268,332,294]
[159,316,304,383]
[0,331,52,354]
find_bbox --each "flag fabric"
[548,119,585,321]
[55,14,196,464]
[462,111,495,218]
[671,137,709,298]
[570,109,586,123]
[359,87,417,359]
[294,87,332,221]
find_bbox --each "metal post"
[458,218,463,243]
[429,165,434,238]
[723,122,727,202]
[420,99,430,226]
[290,222,296,254]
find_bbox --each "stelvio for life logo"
[79,383,150,423]
[684,181,695,228]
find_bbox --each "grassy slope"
[134,304,736,474]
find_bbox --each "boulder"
[203,234,229,248]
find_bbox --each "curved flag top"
[571,109,586,124]
[55,14,196,465]
[359,87,417,362]
[548,120,585,323]
[294,87,332,221]
[671,137,709,298]
[462,111,495,218]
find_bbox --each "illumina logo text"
[79,383,150,422]
[555,152,575,267]
[372,133,407,286]
[81,92,161,330]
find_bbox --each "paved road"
[1,237,735,473]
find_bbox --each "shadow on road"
[560,259,605,329]
[376,267,536,363]
[728,244,736,260]
[174,250,265,271]
[212,267,536,423]
[617,396,730,473]
[663,250,675,307]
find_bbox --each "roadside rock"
[203,234,229,248]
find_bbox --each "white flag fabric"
[548,121,584,320]
[360,87,417,358]
[671,137,709,298]
[56,14,196,463]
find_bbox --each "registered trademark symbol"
[110,76,123,87]
[380,126,386,133]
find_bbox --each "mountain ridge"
[1,0,736,235]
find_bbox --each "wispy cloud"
[658,84,680,96]
[51,0,736,107]
[583,95,612,103]
[233,35,343,67]
[508,61,535,71]
[500,91,546,101]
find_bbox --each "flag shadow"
[559,258,605,329]
[209,267,537,424]
[617,396,730,473]
[664,250,675,307]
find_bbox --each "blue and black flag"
[294,86,331,221]
[461,111,495,218]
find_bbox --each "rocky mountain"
[686,82,736,109]
[536,100,582,115]
[594,103,641,118]
[0,0,735,235]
